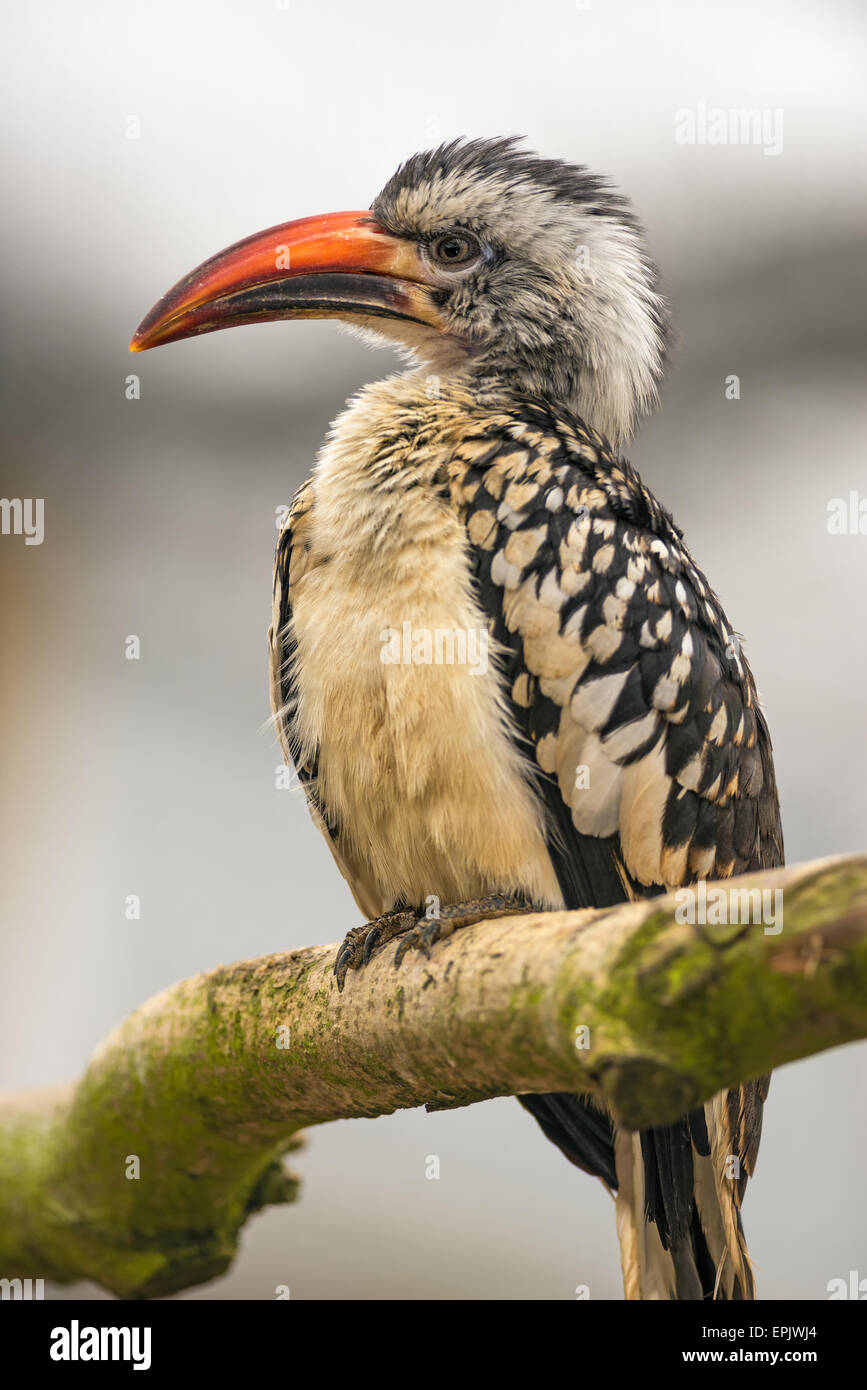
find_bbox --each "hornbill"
[131,137,783,1300]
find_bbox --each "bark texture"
[0,855,864,1298]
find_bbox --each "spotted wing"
[450,399,783,1298]
[450,401,783,895]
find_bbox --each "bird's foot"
[393,893,534,966]
[334,908,417,991]
[334,895,533,990]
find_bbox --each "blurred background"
[1,0,865,1299]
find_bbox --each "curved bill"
[130,210,442,351]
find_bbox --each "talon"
[333,908,417,988]
[334,947,352,992]
[393,931,419,967]
[362,926,381,964]
[394,916,441,966]
[333,927,366,990]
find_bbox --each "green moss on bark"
[0,855,865,1296]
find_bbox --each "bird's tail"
[520,1082,766,1299]
[613,1093,756,1300]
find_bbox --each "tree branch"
[1,854,865,1298]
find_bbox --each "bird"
[131,136,783,1300]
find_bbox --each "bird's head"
[132,137,670,446]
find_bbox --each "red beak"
[130,210,442,352]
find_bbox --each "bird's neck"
[458,344,649,451]
[409,296,665,448]
[402,344,639,452]
[409,358,624,450]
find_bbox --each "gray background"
[1,0,865,1299]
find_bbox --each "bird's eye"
[427,230,483,271]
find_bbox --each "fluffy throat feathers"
[311,369,642,565]
[311,373,495,554]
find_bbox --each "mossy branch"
[1,854,865,1299]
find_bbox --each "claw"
[362,925,382,964]
[333,909,417,989]
[392,932,417,968]
[393,917,440,967]
[334,944,353,992]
